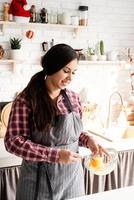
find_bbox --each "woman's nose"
[67,73,73,80]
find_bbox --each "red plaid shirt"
[4,89,91,163]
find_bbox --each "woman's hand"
[58,149,83,164]
[86,136,108,156]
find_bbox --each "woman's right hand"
[58,149,83,164]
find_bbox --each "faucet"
[106,91,125,129]
[87,91,126,142]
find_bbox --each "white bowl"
[84,148,118,175]
[13,16,30,23]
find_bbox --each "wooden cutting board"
[1,102,12,128]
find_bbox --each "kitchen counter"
[0,138,22,168]
[69,185,134,200]
[0,138,21,200]
[79,137,134,157]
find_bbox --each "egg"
[89,156,103,169]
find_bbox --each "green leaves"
[10,37,22,49]
[100,40,104,55]
[88,47,95,55]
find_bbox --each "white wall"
[0,0,134,110]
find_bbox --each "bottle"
[40,8,48,23]
[30,5,36,23]
[78,6,88,26]
[0,45,4,59]
[50,39,54,48]
[3,2,10,21]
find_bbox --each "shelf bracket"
[0,24,5,35]
[73,27,79,38]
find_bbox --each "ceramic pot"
[98,54,107,61]
[88,55,97,61]
[10,49,23,60]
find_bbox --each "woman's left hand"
[86,136,108,156]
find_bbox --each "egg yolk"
[89,157,103,169]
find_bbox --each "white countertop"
[0,138,22,168]
[79,137,134,157]
[69,185,134,200]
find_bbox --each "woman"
[4,44,106,200]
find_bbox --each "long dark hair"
[21,44,78,131]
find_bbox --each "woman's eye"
[63,69,69,73]
[63,69,76,75]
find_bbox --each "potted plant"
[10,37,22,60]
[87,47,97,61]
[98,40,107,61]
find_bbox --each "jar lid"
[79,6,88,11]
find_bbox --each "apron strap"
[62,90,74,112]
[34,163,41,200]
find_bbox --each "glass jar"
[78,6,88,26]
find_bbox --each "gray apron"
[16,90,85,200]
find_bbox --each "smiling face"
[46,58,78,93]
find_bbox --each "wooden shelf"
[0,59,126,65]
[0,20,87,35]
[0,59,127,73]
[0,59,24,63]
[0,59,23,72]
[79,60,126,65]
[0,59,15,64]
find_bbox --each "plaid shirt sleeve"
[4,96,60,163]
